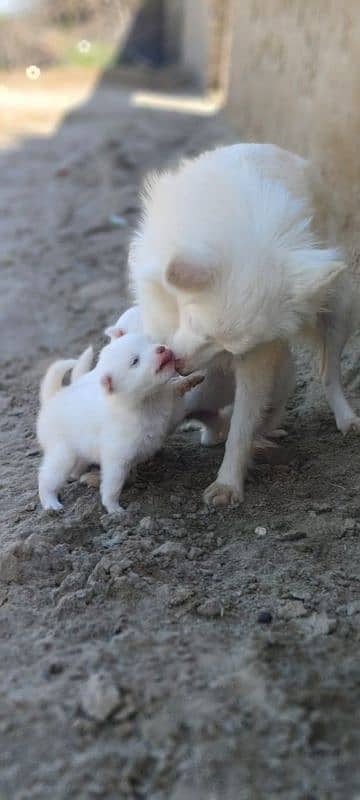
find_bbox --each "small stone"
[257,610,273,624]
[139,516,154,532]
[80,673,121,721]
[0,589,8,607]
[197,599,224,617]
[109,559,133,577]
[152,541,185,557]
[345,600,360,616]
[188,546,202,560]
[169,587,195,607]
[255,526,267,537]
[276,530,307,543]
[278,600,308,620]
[299,612,337,637]
[341,518,357,535]
[311,502,332,514]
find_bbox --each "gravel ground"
[1,71,360,800]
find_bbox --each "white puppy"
[107,305,295,452]
[106,305,235,446]
[37,334,203,514]
[129,143,357,506]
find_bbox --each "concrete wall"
[181,0,212,89]
[225,0,360,268]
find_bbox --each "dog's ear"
[290,251,347,301]
[166,259,214,291]
[104,325,125,340]
[100,374,113,394]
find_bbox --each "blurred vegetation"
[0,0,139,71]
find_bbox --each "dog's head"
[98,332,176,398]
[163,249,346,374]
[130,150,347,374]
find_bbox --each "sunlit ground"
[0,65,223,150]
[0,67,101,147]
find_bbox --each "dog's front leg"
[204,342,283,507]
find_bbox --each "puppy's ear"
[290,250,347,301]
[104,325,125,340]
[166,259,214,291]
[100,374,113,394]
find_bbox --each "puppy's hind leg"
[39,445,75,511]
[318,306,360,434]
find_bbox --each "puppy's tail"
[71,345,94,382]
[40,359,77,405]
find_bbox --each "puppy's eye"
[130,355,139,367]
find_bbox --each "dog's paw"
[339,415,360,435]
[175,373,205,396]
[80,471,100,489]
[203,481,242,507]
[200,427,227,447]
[104,502,126,516]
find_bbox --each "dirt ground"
[1,69,360,800]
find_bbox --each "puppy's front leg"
[204,343,283,507]
[100,448,129,514]
[171,373,205,397]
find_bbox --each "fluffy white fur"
[37,334,202,514]
[108,305,295,453]
[107,305,235,446]
[129,143,358,506]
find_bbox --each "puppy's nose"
[156,345,166,354]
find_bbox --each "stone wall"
[226,0,360,269]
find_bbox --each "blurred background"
[0,0,359,247]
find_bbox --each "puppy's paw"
[203,481,242,507]
[176,373,205,397]
[104,502,126,516]
[42,498,64,513]
[339,415,360,435]
[80,471,100,489]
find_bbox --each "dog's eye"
[130,355,139,367]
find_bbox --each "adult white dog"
[129,143,358,507]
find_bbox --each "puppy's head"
[105,305,143,340]
[98,332,176,398]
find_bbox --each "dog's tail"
[40,359,77,405]
[71,345,94,382]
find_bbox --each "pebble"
[197,598,225,618]
[168,587,195,607]
[152,541,186,557]
[80,673,121,722]
[340,518,357,536]
[345,600,360,616]
[299,612,337,637]
[255,526,267,537]
[109,559,133,577]
[188,546,203,560]
[278,600,308,620]
[0,589,8,607]
[257,610,273,624]
[276,530,307,543]
[139,516,155,532]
